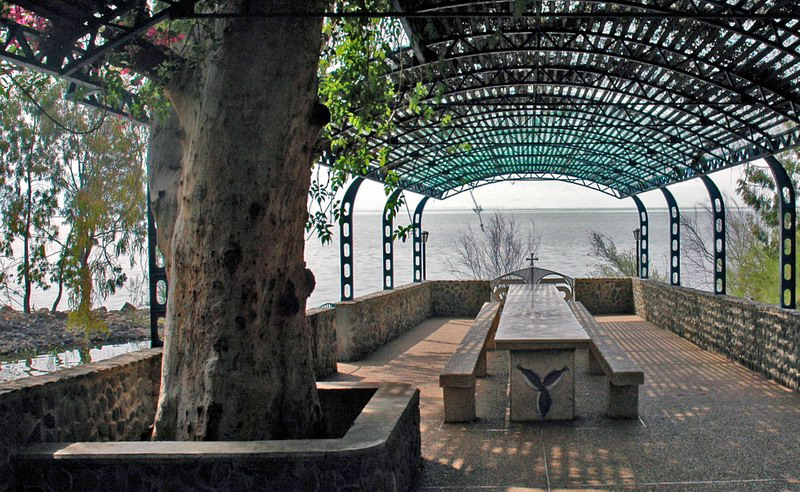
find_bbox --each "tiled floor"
[323,315,800,491]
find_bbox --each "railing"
[491,267,575,302]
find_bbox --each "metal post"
[146,193,165,348]
[340,178,364,301]
[382,189,402,290]
[764,156,796,309]
[631,196,649,279]
[421,231,430,280]
[660,187,681,286]
[412,197,430,282]
[700,176,726,295]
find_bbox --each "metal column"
[146,193,165,348]
[660,187,680,286]
[701,176,726,295]
[412,197,430,282]
[765,156,796,309]
[382,189,402,290]
[340,178,364,301]
[631,195,649,279]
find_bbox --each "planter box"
[13,382,421,491]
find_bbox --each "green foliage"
[309,0,444,244]
[0,72,147,330]
[733,152,799,305]
[0,71,62,312]
[51,97,148,332]
[588,232,666,282]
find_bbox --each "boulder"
[119,302,138,313]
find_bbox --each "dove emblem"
[516,364,570,419]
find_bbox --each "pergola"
[1,0,798,339]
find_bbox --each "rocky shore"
[0,304,151,356]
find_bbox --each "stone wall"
[574,277,635,314]
[307,307,337,379]
[633,279,800,392]
[14,383,422,492]
[429,280,491,317]
[0,348,162,490]
[335,280,490,362]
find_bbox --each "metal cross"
[526,254,538,269]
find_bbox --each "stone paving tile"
[322,314,800,492]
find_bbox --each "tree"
[0,74,61,312]
[733,153,799,304]
[146,1,329,441]
[3,0,414,442]
[588,232,666,281]
[49,106,148,331]
[449,213,541,279]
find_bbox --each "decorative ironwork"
[146,194,164,348]
[631,195,649,279]
[412,196,430,282]
[660,187,680,286]
[340,178,364,301]
[701,176,726,296]
[325,0,800,199]
[765,157,797,309]
[382,189,403,290]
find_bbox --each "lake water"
[304,208,714,307]
[0,341,150,382]
[21,208,714,310]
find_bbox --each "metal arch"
[439,172,623,199]
[340,178,364,301]
[631,195,649,279]
[403,0,800,57]
[395,71,770,147]
[382,189,403,290]
[765,156,797,309]
[700,176,727,295]
[146,194,165,348]
[412,197,431,282]
[660,187,681,286]
[387,110,715,158]
[391,45,800,125]
[404,154,664,195]
[389,27,800,114]
[386,131,694,179]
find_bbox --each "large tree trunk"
[152,0,326,441]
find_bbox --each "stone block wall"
[429,280,490,317]
[307,306,337,379]
[633,279,800,391]
[14,383,422,492]
[0,348,162,490]
[335,283,433,362]
[574,277,634,314]
[334,280,490,362]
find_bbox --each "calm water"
[0,341,150,382]
[6,208,715,380]
[20,209,714,310]
[304,208,714,307]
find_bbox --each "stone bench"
[439,302,501,423]
[570,302,645,418]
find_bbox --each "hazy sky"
[344,160,756,214]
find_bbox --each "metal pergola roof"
[2,0,799,199]
[332,0,800,199]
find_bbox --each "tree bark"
[152,0,326,441]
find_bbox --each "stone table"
[495,284,590,421]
